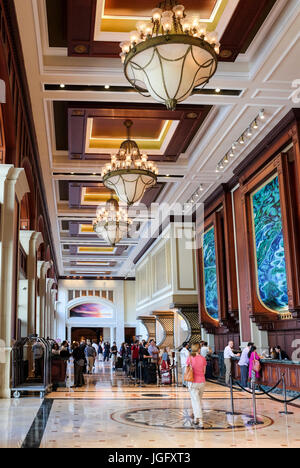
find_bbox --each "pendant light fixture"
[119,0,219,110]
[101,120,158,205]
[93,195,132,247]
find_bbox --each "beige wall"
[124,281,137,324]
[136,224,198,316]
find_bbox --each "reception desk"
[212,354,300,392]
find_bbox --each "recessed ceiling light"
[104,85,110,89]
[60,84,65,88]
[215,88,221,93]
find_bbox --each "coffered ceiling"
[13,0,300,279]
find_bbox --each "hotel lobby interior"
[0,0,300,452]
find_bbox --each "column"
[137,316,156,342]
[45,278,55,338]
[0,165,29,398]
[37,261,51,337]
[110,327,115,344]
[18,279,29,338]
[19,231,43,335]
[50,290,57,339]
[152,311,175,349]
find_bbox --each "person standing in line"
[186,343,207,428]
[238,342,253,388]
[224,341,240,386]
[92,339,98,355]
[180,342,190,387]
[72,342,85,388]
[103,342,111,362]
[98,341,103,361]
[85,341,97,374]
[201,342,213,379]
[148,339,161,380]
[131,340,140,377]
[79,339,87,374]
[111,341,118,371]
[200,342,212,359]
[248,345,261,390]
[119,342,126,372]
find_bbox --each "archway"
[66,297,116,344]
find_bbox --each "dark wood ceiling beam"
[66,0,277,61]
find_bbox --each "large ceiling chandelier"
[93,196,132,247]
[119,0,219,110]
[101,120,158,205]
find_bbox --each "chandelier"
[93,196,132,247]
[101,120,158,205]
[119,0,219,110]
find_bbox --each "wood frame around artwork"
[196,185,239,335]
[239,152,300,329]
[198,212,225,333]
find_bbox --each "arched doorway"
[66,297,116,344]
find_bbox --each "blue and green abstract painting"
[251,175,288,312]
[203,227,219,320]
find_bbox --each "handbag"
[253,358,261,373]
[184,363,194,382]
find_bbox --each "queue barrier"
[228,372,300,424]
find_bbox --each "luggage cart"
[11,336,52,398]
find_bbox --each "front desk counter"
[211,354,300,392]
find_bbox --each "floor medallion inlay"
[111,408,273,432]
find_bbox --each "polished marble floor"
[1,361,300,448]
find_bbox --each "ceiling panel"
[103,0,218,18]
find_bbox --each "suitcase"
[115,357,123,369]
[161,370,172,385]
[144,363,157,384]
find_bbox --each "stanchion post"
[279,373,294,415]
[226,373,237,416]
[247,379,264,426]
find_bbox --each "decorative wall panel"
[202,227,219,321]
[251,175,288,313]
[173,304,202,346]
[153,311,174,348]
[137,315,156,341]
[70,303,113,319]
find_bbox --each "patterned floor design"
[0,361,299,448]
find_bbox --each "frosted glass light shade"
[103,170,157,205]
[124,36,217,110]
[94,220,129,246]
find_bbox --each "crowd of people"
[52,338,178,389]
[47,337,291,428]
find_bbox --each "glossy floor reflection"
[1,361,300,448]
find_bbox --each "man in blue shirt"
[238,342,254,388]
